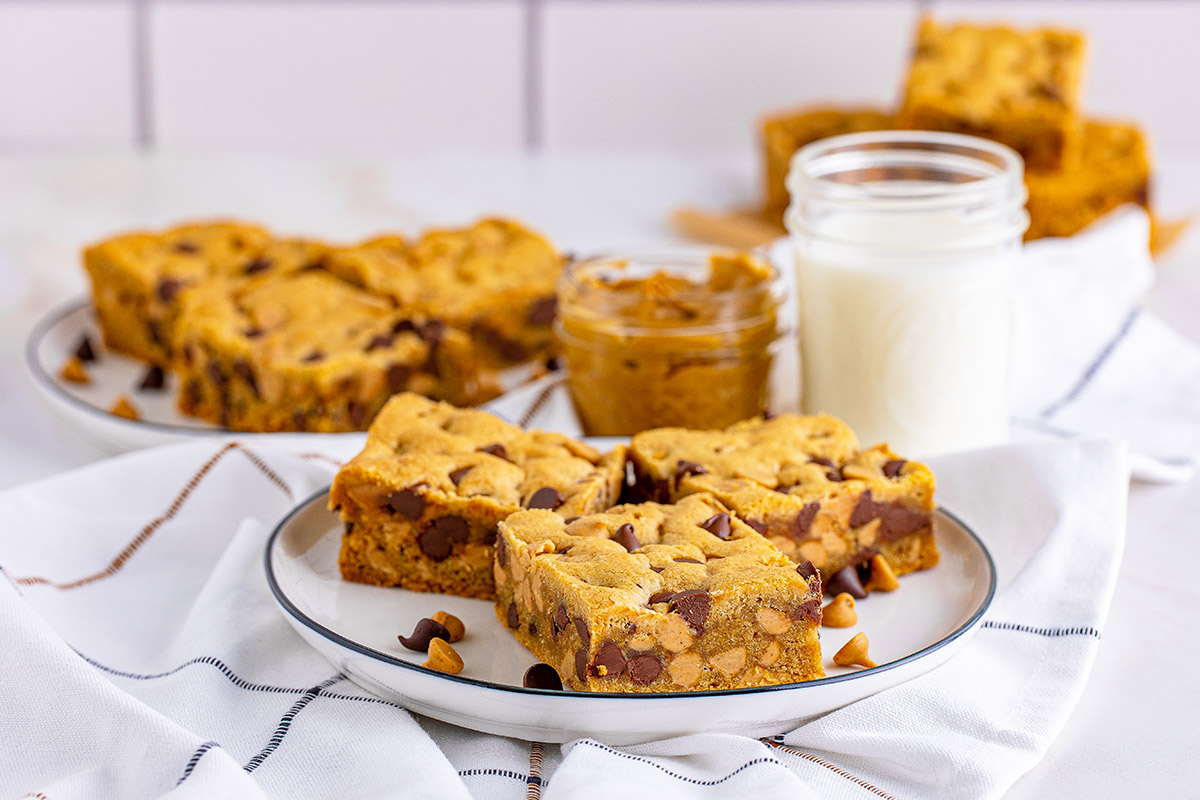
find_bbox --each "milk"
[791,209,1018,457]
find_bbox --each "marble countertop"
[1,150,1197,795]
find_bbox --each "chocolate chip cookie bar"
[82,221,282,364]
[761,106,895,224]
[170,271,497,431]
[495,493,824,692]
[628,414,938,587]
[898,17,1087,171]
[326,218,563,367]
[329,393,626,599]
[1024,119,1151,241]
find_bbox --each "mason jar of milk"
[785,131,1029,457]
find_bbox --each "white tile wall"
[932,1,1200,150]
[0,2,137,147]
[150,1,526,149]
[541,0,921,150]
[0,0,1197,152]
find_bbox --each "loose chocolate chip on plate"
[648,590,675,605]
[591,641,627,678]
[398,617,450,652]
[449,466,472,485]
[138,365,166,391]
[385,488,425,520]
[825,564,868,599]
[527,487,564,510]
[527,295,558,326]
[478,443,509,461]
[523,663,563,690]
[386,363,411,393]
[627,653,663,686]
[74,335,96,362]
[883,459,907,479]
[671,589,712,634]
[243,258,271,275]
[699,513,731,540]
[613,523,640,552]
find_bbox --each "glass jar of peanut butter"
[556,249,784,436]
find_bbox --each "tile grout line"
[523,0,543,152]
[132,0,154,150]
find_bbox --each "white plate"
[266,491,996,744]
[25,299,529,454]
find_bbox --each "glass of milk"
[785,131,1029,457]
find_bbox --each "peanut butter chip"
[864,554,900,592]
[59,356,90,385]
[833,632,877,669]
[109,395,140,420]
[424,638,464,675]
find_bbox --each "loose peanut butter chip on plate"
[59,356,90,385]
[424,638,464,675]
[109,395,140,420]
[822,593,858,628]
[833,632,877,669]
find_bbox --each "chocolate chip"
[496,533,508,567]
[138,365,165,391]
[483,528,497,545]
[393,319,416,334]
[243,326,265,339]
[243,258,271,275]
[292,410,306,431]
[527,487,564,510]
[398,617,449,652]
[792,502,820,539]
[627,653,662,686]
[671,589,711,634]
[156,278,184,303]
[591,641,627,678]
[348,402,366,428]
[575,648,587,682]
[545,355,562,372]
[385,489,425,520]
[418,516,470,561]
[523,663,562,690]
[796,560,818,580]
[674,460,708,486]
[762,407,776,420]
[809,456,835,468]
[147,320,163,346]
[479,443,509,461]
[746,519,768,536]
[302,351,325,363]
[386,363,411,393]
[449,466,472,485]
[883,459,907,479]
[554,603,570,637]
[172,241,199,254]
[498,338,527,362]
[826,564,867,599]
[648,590,675,605]
[791,598,823,624]
[527,295,557,326]
[365,334,394,352]
[207,361,227,387]
[574,617,591,650]
[418,320,445,344]
[850,491,886,528]
[74,335,96,362]
[563,516,579,525]
[613,523,640,552]
[879,505,929,541]
[673,557,702,564]
[699,513,731,540]
[507,603,519,629]
[650,566,665,573]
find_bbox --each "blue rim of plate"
[25,297,231,436]
[265,486,997,700]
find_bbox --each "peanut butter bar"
[1025,119,1151,241]
[495,493,824,692]
[170,272,497,431]
[628,415,938,586]
[325,218,563,367]
[760,106,895,223]
[329,393,626,599]
[898,17,1087,171]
